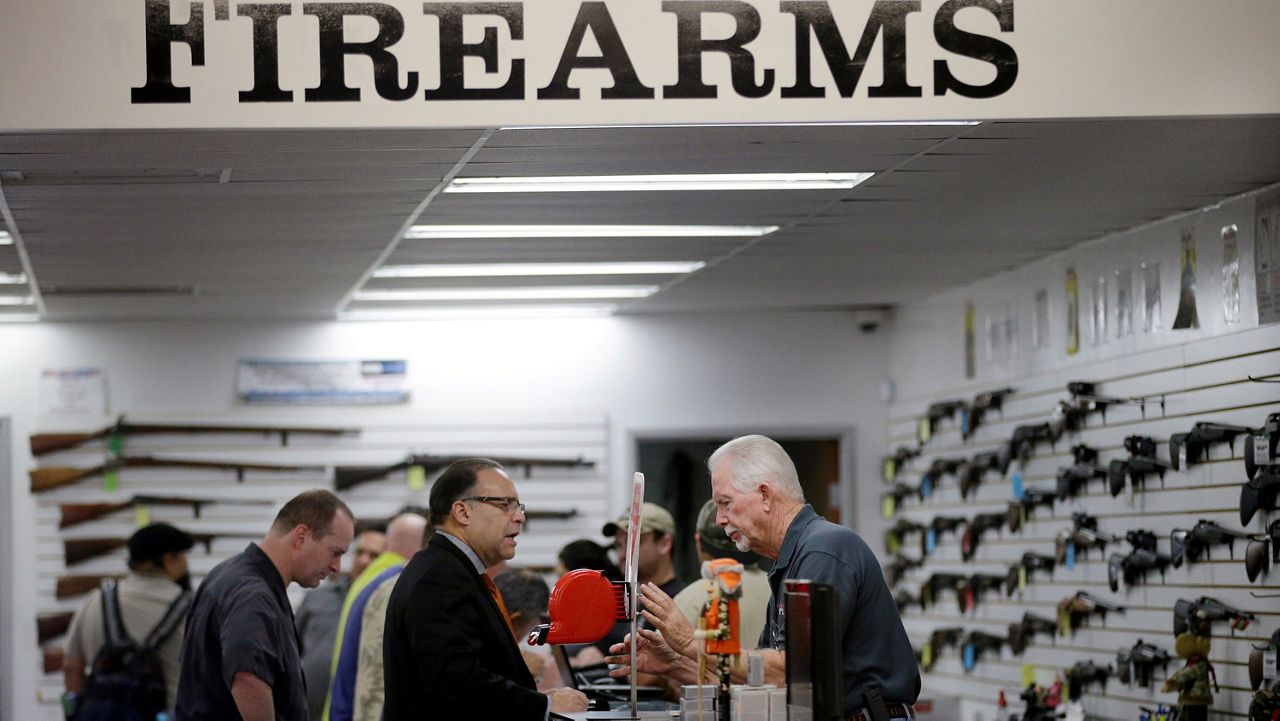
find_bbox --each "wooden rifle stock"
[31,418,359,456]
[37,612,74,644]
[43,646,64,675]
[65,531,259,565]
[31,456,323,493]
[60,495,272,529]
[335,454,595,490]
[56,575,119,600]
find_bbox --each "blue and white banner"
[237,358,410,405]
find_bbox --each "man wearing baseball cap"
[602,501,687,602]
[670,499,771,649]
[64,522,196,713]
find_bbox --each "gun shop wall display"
[21,410,608,716]
[881,187,1280,721]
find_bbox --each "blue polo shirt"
[760,505,921,715]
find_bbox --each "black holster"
[865,685,891,721]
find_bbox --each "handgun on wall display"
[926,515,966,555]
[1007,488,1059,533]
[958,573,1006,612]
[1241,413,1280,523]
[882,445,922,483]
[921,572,967,611]
[1245,519,1280,583]
[1007,613,1057,655]
[1170,519,1251,568]
[1064,660,1114,701]
[883,554,924,587]
[959,511,1007,561]
[1106,530,1172,592]
[1244,413,1280,480]
[958,451,1001,500]
[1107,435,1172,497]
[1173,596,1255,636]
[882,482,923,516]
[920,626,965,671]
[1058,591,1126,635]
[894,589,922,613]
[1006,552,1057,596]
[960,387,1015,441]
[960,630,1007,671]
[1056,445,1109,499]
[998,423,1058,474]
[920,456,966,498]
[1055,512,1120,563]
[918,399,967,444]
[884,518,926,555]
[1116,640,1171,688]
[1169,421,1256,470]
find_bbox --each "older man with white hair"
[609,435,920,721]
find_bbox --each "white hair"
[708,435,804,502]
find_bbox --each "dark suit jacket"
[383,533,544,721]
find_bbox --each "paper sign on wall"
[1115,268,1134,338]
[1033,289,1050,350]
[1065,268,1080,355]
[1222,224,1241,325]
[1143,262,1163,333]
[1172,227,1200,330]
[39,368,107,416]
[237,358,409,405]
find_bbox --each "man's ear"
[658,532,674,555]
[291,524,310,548]
[452,500,472,528]
[758,483,773,512]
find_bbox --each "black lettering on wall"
[304,3,418,102]
[781,0,921,98]
[131,0,206,104]
[933,0,1017,98]
[662,1,775,99]
[538,2,653,100]
[238,4,293,102]
[422,3,524,100]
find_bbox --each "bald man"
[324,512,429,721]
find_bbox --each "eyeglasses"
[462,496,526,515]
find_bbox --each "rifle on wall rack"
[43,646,64,675]
[37,612,74,644]
[31,457,323,493]
[56,575,121,600]
[64,531,260,566]
[60,495,273,529]
[334,453,595,490]
[31,417,359,456]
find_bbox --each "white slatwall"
[27,409,608,716]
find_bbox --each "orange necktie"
[482,574,518,639]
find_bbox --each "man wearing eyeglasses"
[383,458,587,721]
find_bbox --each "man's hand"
[637,582,697,659]
[547,687,589,713]
[605,629,688,680]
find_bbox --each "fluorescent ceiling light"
[0,295,35,306]
[445,172,873,193]
[354,286,659,302]
[373,261,705,278]
[502,121,980,130]
[0,313,40,323]
[0,272,27,284]
[0,231,11,245]
[341,304,619,321]
[405,224,777,239]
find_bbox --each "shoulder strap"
[98,578,129,646]
[141,589,194,652]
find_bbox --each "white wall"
[0,309,889,720]
[886,185,1280,720]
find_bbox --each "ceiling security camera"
[852,308,889,333]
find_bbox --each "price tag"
[918,418,931,445]
[103,469,119,493]
[962,643,976,671]
[887,534,901,554]
[1178,444,1188,471]
[135,504,150,527]
[1257,435,1272,465]
[1060,611,1072,637]
[882,496,896,519]
[921,643,933,670]
[883,459,896,483]
[407,465,427,491]
[926,529,937,554]
[1011,472,1024,500]
[1264,647,1277,683]
[921,476,933,498]
[1018,566,1027,593]
[107,433,124,455]
[1022,663,1036,687]
[1065,542,1077,570]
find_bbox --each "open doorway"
[635,436,841,583]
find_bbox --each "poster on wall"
[1222,224,1241,325]
[1115,268,1134,338]
[964,302,976,379]
[1090,276,1108,346]
[237,358,410,405]
[1257,188,1280,324]
[1033,289,1050,350]
[1172,227,1200,330]
[1143,262,1163,333]
[39,368,107,416]
[985,303,1015,372]
[1065,268,1080,355]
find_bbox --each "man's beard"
[724,525,752,553]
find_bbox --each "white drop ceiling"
[0,117,1278,321]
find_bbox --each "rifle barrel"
[37,612,74,643]
[31,423,357,456]
[43,646,64,674]
[56,575,117,600]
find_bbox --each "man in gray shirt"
[609,435,921,721]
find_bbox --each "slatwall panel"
[886,332,1279,721]
[26,410,608,716]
